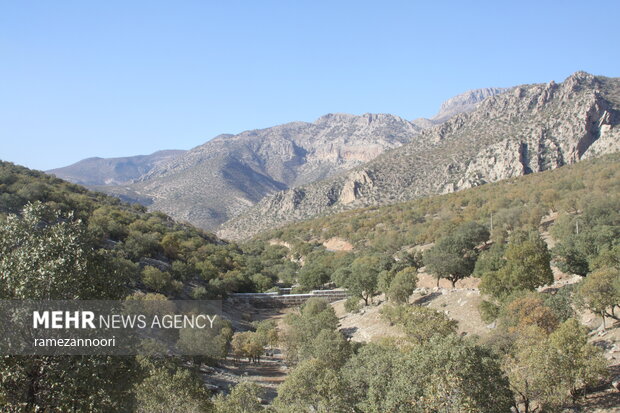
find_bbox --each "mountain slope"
[219,72,620,240]
[47,150,185,186]
[105,114,424,229]
[47,88,505,232]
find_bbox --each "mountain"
[219,72,620,240]
[411,87,508,128]
[430,87,509,123]
[118,114,422,229]
[47,150,186,186]
[51,87,503,231]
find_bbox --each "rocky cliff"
[219,72,620,240]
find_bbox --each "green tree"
[386,267,418,304]
[342,255,389,305]
[135,364,212,413]
[575,267,620,327]
[552,198,620,276]
[343,336,513,413]
[274,359,353,413]
[142,266,173,293]
[424,222,489,287]
[380,304,458,344]
[214,382,264,413]
[480,231,553,299]
[283,298,339,364]
[0,203,139,411]
[0,202,129,300]
[546,319,607,404]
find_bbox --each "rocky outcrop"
[219,72,620,240]
[340,170,374,205]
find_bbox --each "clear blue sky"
[1,1,619,171]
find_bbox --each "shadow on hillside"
[340,327,358,339]
[412,292,442,306]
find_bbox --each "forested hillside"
[259,153,619,257]
[2,155,619,411]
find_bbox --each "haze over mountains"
[48,86,504,229]
[47,72,620,240]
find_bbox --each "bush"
[142,266,172,293]
[344,297,361,313]
[478,300,500,324]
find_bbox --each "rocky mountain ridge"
[46,87,507,231]
[218,72,620,240]
[71,87,501,230]
[47,150,185,186]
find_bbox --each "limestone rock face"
[340,170,374,205]
[220,72,620,240]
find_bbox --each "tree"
[214,382,264,413]
[343,255,388,305]
[380,304,458,344]
[301,330,351,368]
[424,222,489,288]
[142,266,173,293]
[480,231,553,299]
[274,359,353,413]
[546,319,607,404]
[499,292,559,335]
[342,336,514,413]
[575,267,620,327]
[135,364,212,413]
[0,203,139,411]
[0,202,129,300]
[504,320,607,412]
[283,298,339,364]
[177,321,230,365]
[553,198,620,276]
[298,250,335,290]
[386,267,418,304]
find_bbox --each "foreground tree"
[135,362,212,413]
[282,298,339,364]
[380,304,458,344]
[504,320,607,412]
[343,336,514,412]
[214,382,265,413]
[274,359,353,413]
[0,203,139,411]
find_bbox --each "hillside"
[0,160,296,300]
[219,72,620,240]
[252,152,620,254]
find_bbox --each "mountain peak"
[431,87,508,122]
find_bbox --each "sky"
[1,1,619,171]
